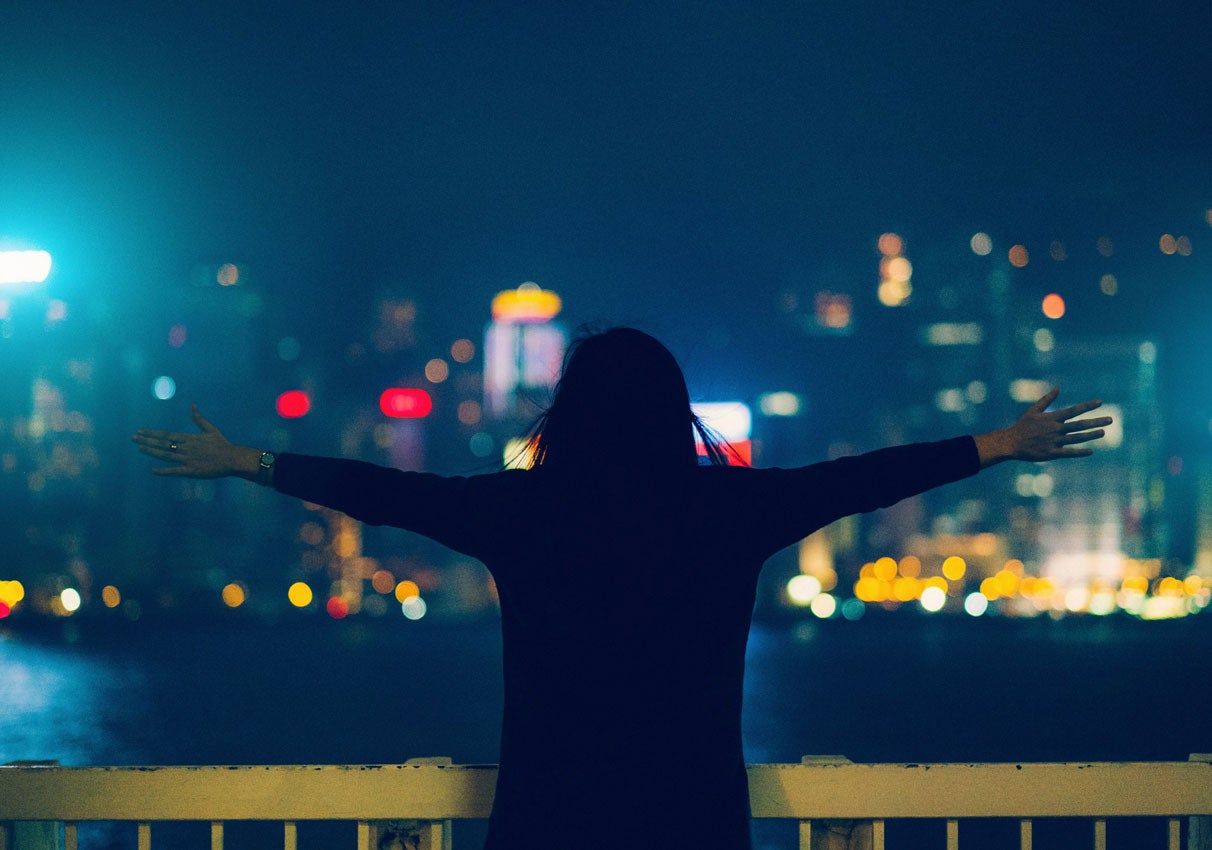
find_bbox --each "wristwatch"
[258,451,276,481]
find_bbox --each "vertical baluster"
[283,822,297,850]
[1168,817,1180,850]
[137,822,151,850]
[1019,818,1032,850]
[946,819,959,849]
[211,821,223,850]
[64,822,78,850]
[798,819,811,850]
[1092,818,1106,850]
[357,821,372,850]
[872,819,885,850]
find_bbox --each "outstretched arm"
[131,405,271,484]
[973,387,1111,469]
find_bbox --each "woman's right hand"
[131,404,262,480]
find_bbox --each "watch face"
[259,452,276,469]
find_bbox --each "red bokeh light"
[276,390,311,418]
[326,597,349,619]
[380,388,433,418]
[0,602,10,619]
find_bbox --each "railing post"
[800,757,873,850]
[1192,754,1212,850]
[365,758,453,850]
[3,762,62,850]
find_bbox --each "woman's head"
[528,327,729,471]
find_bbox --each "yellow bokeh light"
[994,569,1020,597]
[892,576,921,602]
[1008,245,1029,268]
[1159,234,1177,255]
[450,338,475,363]
[924,576,948,592]
[0,580,25,606]
[222,583,246,608]
[885,256,912,282]
[942,556,967,581]
[854,576,881,602]
[101,585,121,608]
[394,580,420,603]
[859,562,876,579]
[1004,559,1025,575]
[424,358,450,383]
[1100,274,1118,296]
[979,576,1000,600]
[877,278,912,307]
[877,232,903,256]
[898,556,922,578]
[371,570,396,594]
[288,581,313,608]
[1184,575,1203,595]
[873,557,898,581]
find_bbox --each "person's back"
[484,466,760,848]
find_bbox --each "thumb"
[192,403,220,435]
[1030,387,1060,413]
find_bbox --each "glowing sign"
[0,250,52,285]
[693,401,753,465]
[380,388,432,418]
[692,402,751,442]
[491,282,561,322]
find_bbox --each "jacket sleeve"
[272,453,507,559]
[747,436,981,555]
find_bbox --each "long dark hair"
[525,327,732,472]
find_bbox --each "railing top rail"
[2,761,1211,821]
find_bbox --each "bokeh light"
[969,232,992,255]
[152,376,177,401]
[457,400,482,426]
[1159,234,1177,255]
[402,596,427,620]
[1096,236,1114,257]
[919,586,946,612]
[326,597,349,619]
[877,232,903,256]
[60,588,81,613]
[168,325,188,348]
[809,593,836,618]
[216,263,239,286]
[380,388,432,418]
[450,339,475,362]
[394,580,421,603]
[942,556,966,581]
[222,583,246,608]
[1008,245,1029,267]
[424,358,450,383]
[276,390,311,418]
[1100,274,1118,295]
[288,582,313,608]
[1041,293,1065,319]
[964,592,989,616]
[101,585,121,608]
[786,574,822,606]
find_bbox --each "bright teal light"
[152,376,177,400]
[0,250,52,285]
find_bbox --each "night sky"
[2,1,1210,413]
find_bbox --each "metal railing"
[2,755,1210,849]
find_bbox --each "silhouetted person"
[133,327,1110,849]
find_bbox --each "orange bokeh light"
[1042,293,1066,319]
